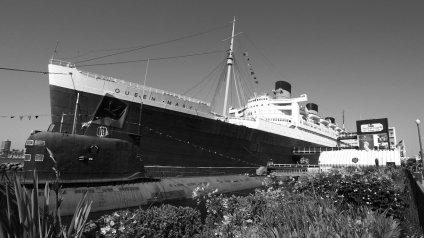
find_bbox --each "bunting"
[243,52,258,84]
[0,113,93,120]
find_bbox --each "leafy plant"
[0,148,92,238]
[84,205,202,238]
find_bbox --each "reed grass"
[0,149,92,238]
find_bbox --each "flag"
[396,140,404,149]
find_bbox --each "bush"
[84,205,202,238]
[286,167,407,219]
[192,184,401,237]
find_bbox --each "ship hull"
[49,84,324,177]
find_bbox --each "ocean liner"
[24,19,344,182]
[19,19,350,215]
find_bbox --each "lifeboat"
[320,118,329,126]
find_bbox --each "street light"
[416,119,424,175]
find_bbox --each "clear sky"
[1,0,424,157]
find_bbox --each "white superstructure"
[228,91,341,147]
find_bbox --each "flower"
[100,226,111,234]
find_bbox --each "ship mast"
[222,17,236,117]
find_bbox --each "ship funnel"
[325,117,335,124]
[273,81,291,99]
[306,103,318,115]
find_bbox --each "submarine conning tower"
[306,103,318,115]
[273,81,291,99]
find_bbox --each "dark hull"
[49,85,323,176]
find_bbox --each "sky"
[1,0,424,157]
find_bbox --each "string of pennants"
[142,125,260,167]
[243,52,258,84]
[0,113,94,121]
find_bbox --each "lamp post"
[416,119,424,175]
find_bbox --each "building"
[389,127,397,150]
[1,139,11,153]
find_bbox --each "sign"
[360,123,384,133]
[356,118,389,135]
[356,118,390,150]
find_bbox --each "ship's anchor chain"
[142,125,260,167]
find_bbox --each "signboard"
[356,118,389,150]
[360,123,384,133]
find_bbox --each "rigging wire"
[234,57,248,106]
[210,68,227,113]
[0,67,66,75]
[75,50,225,67]
[182,58,226,96]
[232,61,242,108]
[233,61,248,107]
[74,24,229,64]
[233,56,254,101]
[197,60,226,103]
[242,32,287,81]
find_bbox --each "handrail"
[268,164,319,168]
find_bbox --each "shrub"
[193,185,401,238]
[0,171,91,238]
[84,204,202,238]
[287,167,407,219]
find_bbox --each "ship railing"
[337,132,358,140]
[49,59,75,68]
[228,117,256,122]
[265,164,321,175]
[265,163,401,176]
[293,147,344,154]
[268,164,319,168]
[298,119,338,137]
[49,59,210,106]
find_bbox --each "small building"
[319,149,401,167]
[1,139,11,153]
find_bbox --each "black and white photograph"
[1,1,424,237]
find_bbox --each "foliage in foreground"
[270,166,407,219]
[83,168,417,238]
[193,185,401,238]
[0,148,92,238]
[83,205,202,238]
[0,171,92,238]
